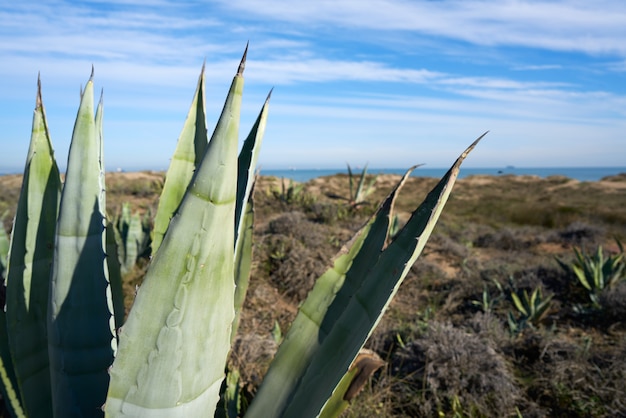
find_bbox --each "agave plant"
[326,163,377,208]
[271,177,308,205]
[557,240,625,308]
[507,286,553,333]
[0,45,483,418]
[346,163,377,207]
[112,203,151,277]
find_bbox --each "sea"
[1,166,624,183]
[259,167,626,183]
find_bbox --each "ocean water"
[2,166,623,183]
[260,167,626,183]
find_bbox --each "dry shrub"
[601,173,626,182]
[391,322,520,417]
[521,334,626,417]
[267,210,352,249]
[306,201,350,225]
[429,233,470,259]
[229,333,278,392]
[599,281,626,321]
[474,227,535,251]
[467,312,511,350]
[501,326,626,417]
[267,236,329,301]
[262,211,339,302]
[553,221,605,247]
[268,211,311,239]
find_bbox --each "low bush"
[391,322,520,417]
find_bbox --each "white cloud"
[512,64,563,71]
[216,0,626,56]
[248,58,443,84]
[1,0,625,172]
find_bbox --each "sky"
[1,1,625,173]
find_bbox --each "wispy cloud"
[249,58,443,84]
[216,0,626,56]
[0,1,624,172]
[511,64,563,71]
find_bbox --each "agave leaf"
[354,163,371,204]
[0,213,9,276]
[231,182,255,343]
[117,203,131,273]
[96,89,106,218]
[534,294,552,322]
[530,287,545,309]
[225,368,242,418]
[125,212,144,266]
[281,134,484,418]
[105,220,126,330]
[593,248,603,289]
[361,174,378,203]
[5,77,61,418]
[356,163,368,193]
[116,204,145,276]
[232,87,270,342]
[347,163,354,200]
[246,166,415,417]
[555,256,570,274]
[511,292,527,317]
[48,75,116,417]
[106,51,245,417]
[235,88,270,247]
[96,92,125,331]
[152,64,209,254]
[572,264,591,291]
[0,312,26,418]
[317,360,359,418]
[530,289,538,311]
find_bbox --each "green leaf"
[347,163,354,200]
[115,203,148,276]
[232,86,270,343]
[572,264,592,291]
[355,163,368,202]
[96,88,106,218]
[0,311,26,418]
[235,87,270,247]
[48,74,116,417]
[5,77,61,418]
[224,368,241,418]
[247,166,416,417]
[0,213,9,277]
[106,220,126,331]
[152,64,209,254]
[281,134,484,418]
[530,289,539,311]
[97,92,126,333]
[106,51,245,417]
[533,294,552,322]
[231,183,254,344]
[511,292,527,317]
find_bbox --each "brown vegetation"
[1,170,625,417]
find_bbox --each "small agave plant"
[0,45,483,418]
[111,203,151,277]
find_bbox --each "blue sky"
[1,1,625,173]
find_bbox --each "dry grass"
[1,170,626,417]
